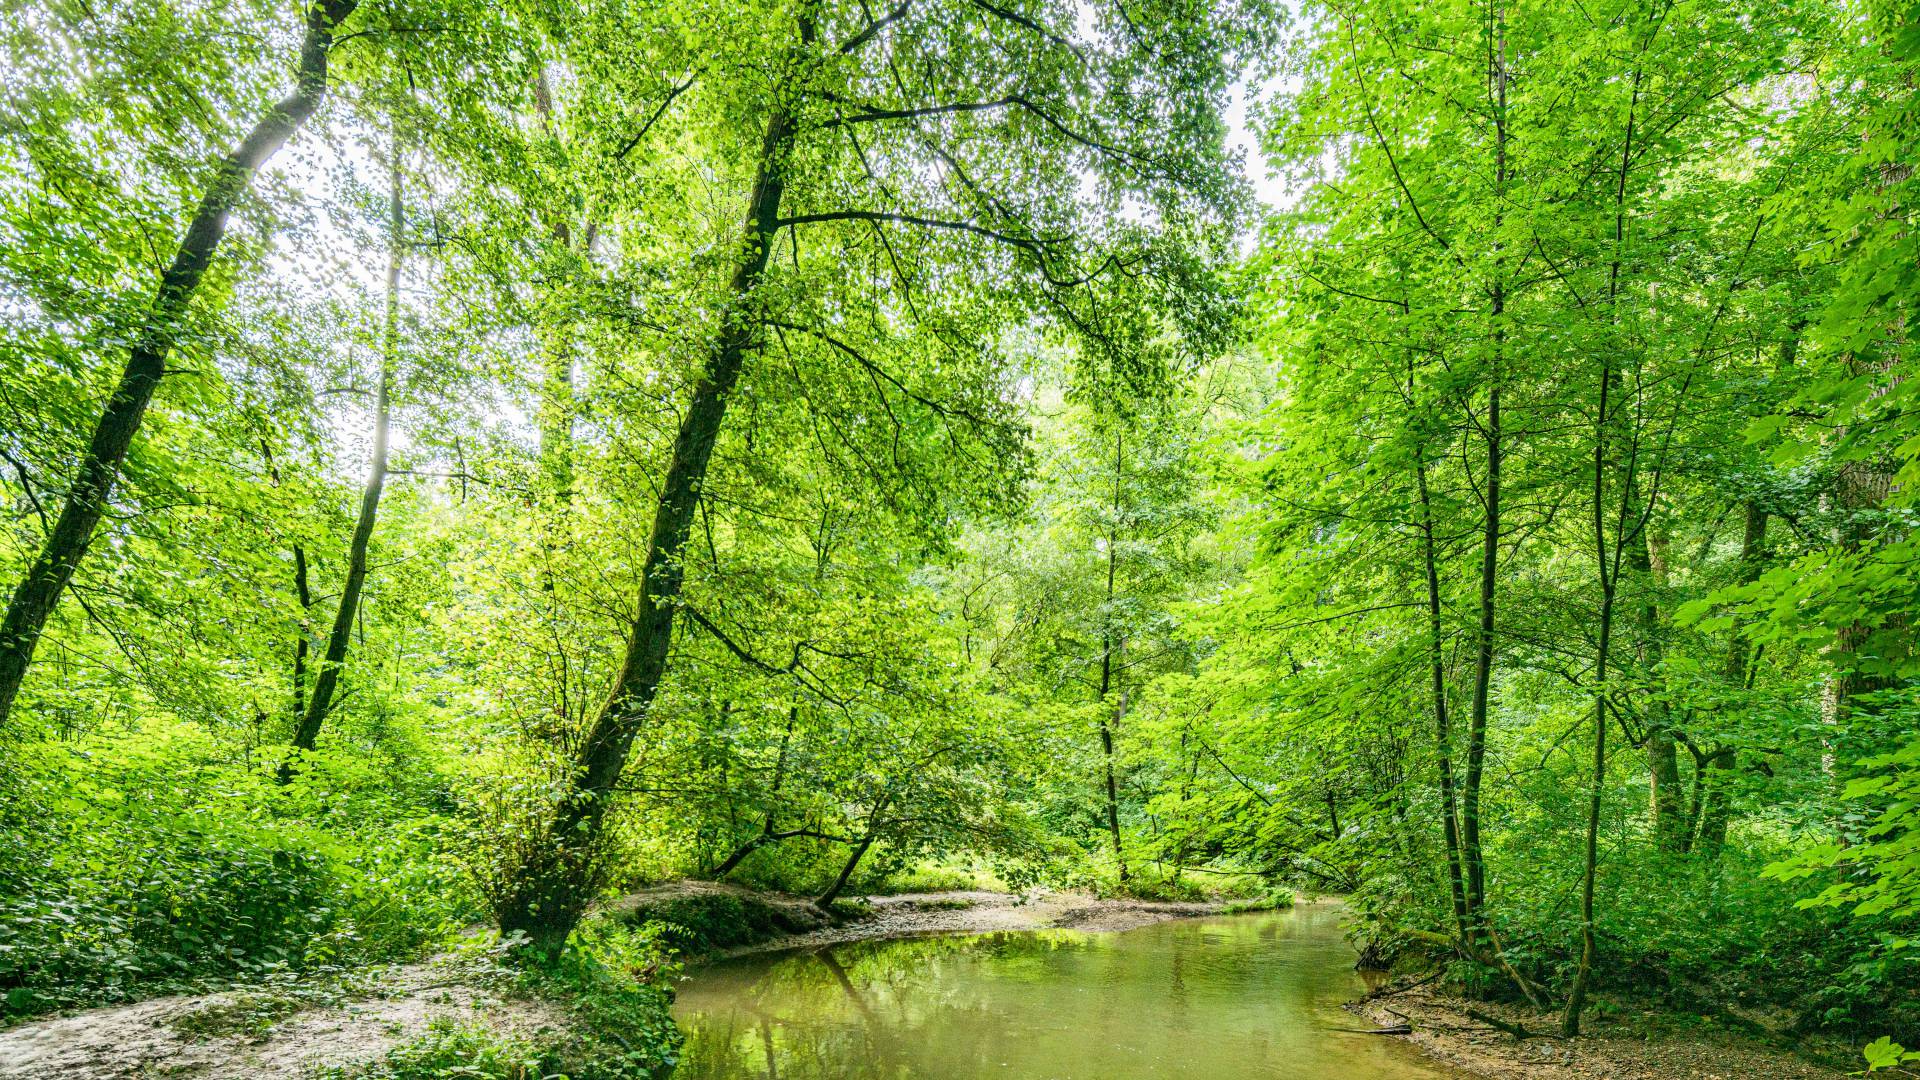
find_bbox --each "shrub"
[0,724,477,1017]
[610,887,826,954]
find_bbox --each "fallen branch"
[1359,970,1442,1001]
[1464,1008,1568,1042]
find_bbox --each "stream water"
[670,903,1464,1079]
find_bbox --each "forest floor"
[1352,983,1851,1080]
[0,953,565,1079]
[0,886,1226,1078]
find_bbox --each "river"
[671,901,1463,1078]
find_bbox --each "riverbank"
[0,884,1236,1078]
[1351,982,1850,1080]
[0,952,569,1079]
[617,880,1232,959]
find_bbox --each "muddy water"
[670,902,1462,1079]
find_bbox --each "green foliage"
[858,862,1004,895]
[328,1021,557,1080]
[610,890,825,955]
[1222,890,1294,915]
[325,920,681,1079]
[0,0,1914,1061]
[1864,1035,1920,1074]
[1768,711,1920,923]
[521,918,683,1078]
[167,991,308,1041]
[0,725,476,1017]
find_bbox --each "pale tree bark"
[1822,153,1912,744]
[0,0,360,732]
[282,147,401,776]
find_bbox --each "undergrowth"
[330,918,682,1080]
[0,727,476,1018]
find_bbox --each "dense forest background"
[1,0,1918,1069]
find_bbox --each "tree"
[0,0,361,732]
[282,140,404,775]
[491,0,1267,950]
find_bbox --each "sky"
[1227,74,1296,213]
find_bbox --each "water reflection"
[672,905,1462,1079]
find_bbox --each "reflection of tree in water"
[676,931,1096,1080]
[677,913,1453,1080]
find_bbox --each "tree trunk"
[0,0,358,733]
[1097,635,1127,885]
[816,828,877,910]
[494,102,796,953]
[260,440,317,724]
[1462,355,1499,928]
[1696,501,1769,857]
[708,833,773,881]
[1417,454,1471,946]
[1637,510,1687,853]
[1566,202,1635,1036]
[1463,3,1509,930]
[292,544,314,720]
[1097,426,1128,885]
[1830,454,1899,723]
[1563,587,1613,1036]
[281,149,400,777]
[532,72,578,508]
[707,705,800,879]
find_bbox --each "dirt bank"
[0,956,563,1080]
[726,887,1227,955]
[603,879,1230,960]
[1351,982,1850,1080]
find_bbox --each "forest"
[0,0,1916,1076]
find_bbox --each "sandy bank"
[1351,982,1849,1080]
[0,957,563,1079]
[723,887,1228,956]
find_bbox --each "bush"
[326,1021,557,1079]
[856,860,1004,894]
[518,918,683,1079]
[0,724,478,1017]
[610,886,826,954]
[1224,889,1296,913]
